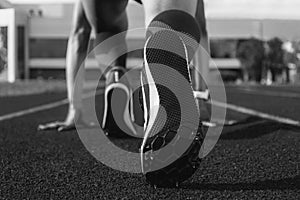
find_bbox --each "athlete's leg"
[81,0,136,136]
[143,0,211,122]
[81,0,129,68]
[143,0,210,90]
[140,0,201,159]
[71,0,129,115]
[140,0,204,186]
[141,0,200,129]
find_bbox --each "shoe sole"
[102,83,137,137]
[141,30,200,174]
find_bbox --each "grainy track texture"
[0,85,299,199]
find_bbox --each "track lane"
[0,85,299,199]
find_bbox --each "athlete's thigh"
[141,0,198,25]
[80,0,129,33]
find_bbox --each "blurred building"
[1,0,300,82]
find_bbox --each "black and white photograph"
[0,0,299,199]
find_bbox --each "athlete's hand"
[37,109,87,132]
[38,120,76,132]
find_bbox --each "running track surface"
[0,85,299,199]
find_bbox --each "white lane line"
[0,99,69,122]
[235,87,300,99]
[0,90,104,122]
[2,90,300,128]
[212,100,300,127]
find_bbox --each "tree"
[236,38,265,82]
[265,37,284,82]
